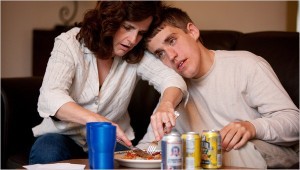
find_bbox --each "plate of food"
[114,150,161,168]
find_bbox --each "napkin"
[23,163,85,170]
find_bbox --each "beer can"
[161,131,183,169]
[182,132,201,169]
[201,130,222,168]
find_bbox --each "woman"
[29,1,187,164]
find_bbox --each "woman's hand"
[151,101,177,141]
[150,87,183,141]
[87,115,132,147]
[110,122,132,146]
[220,121,256,151]
[56,102,132,146]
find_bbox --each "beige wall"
[1,1,97,78]
[1,1,297,78]
[168,1,289,32]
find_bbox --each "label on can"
[201,130,222,169]
[162,131,182,169]
[182,132,201,169]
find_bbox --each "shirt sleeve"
[37,37,76,118]
[137,51,188,105]
[246,57,299,146]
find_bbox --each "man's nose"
[166,48,177,61]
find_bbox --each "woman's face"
[112,16,153,57]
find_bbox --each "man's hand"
[220,121,256,151]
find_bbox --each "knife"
[116,139,152,159]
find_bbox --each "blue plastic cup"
[86,122,116,169]
[86,122,112,168]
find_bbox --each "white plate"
[114,151,161,169]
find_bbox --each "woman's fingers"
[150,110,177,141]
[151,113,164,141]
[112,122,132,146]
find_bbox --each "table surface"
[58,159,252,169]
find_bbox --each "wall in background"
[168,1,296,32]
[296,0,300,32]
[1,1,298,78]
[1,1,97,78]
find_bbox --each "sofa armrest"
[1,77,43,168]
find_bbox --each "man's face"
[147,24,202,79]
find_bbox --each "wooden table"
[58,159,252,169]
[58,159,137,169]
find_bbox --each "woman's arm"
[150,87,183,141]
[137,51,188,141]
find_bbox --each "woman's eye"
[123,24,131,31]
[138,31,146,36]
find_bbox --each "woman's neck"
[96,57,114,88]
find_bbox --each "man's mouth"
[177,59,187,71]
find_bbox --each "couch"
[1,30,299,169]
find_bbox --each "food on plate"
[122,151,161,160]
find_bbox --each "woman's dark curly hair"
[76,1,162,64]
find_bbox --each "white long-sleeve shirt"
[138,50,299,168]
[32,27,187,151]
[184,50,299,144]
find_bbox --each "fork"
[146,111,180,154]
[116,138,152,158]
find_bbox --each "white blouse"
[32,27,187,151]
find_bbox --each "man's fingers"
[221,129,236,149]
[233,136,248,150]
[220,125,231,142]
[225,131,242,151]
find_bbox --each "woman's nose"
[128,32,139,46]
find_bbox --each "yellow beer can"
[181,132,201,169]
[201,130,222,168]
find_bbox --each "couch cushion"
[201,30,242,50]
[235,31,299,106]
[128,80,160,145]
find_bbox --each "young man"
[138,7,299,168]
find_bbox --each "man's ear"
[186,22,200,40]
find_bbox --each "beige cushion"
[250,139,299,168]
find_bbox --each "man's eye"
[169,38,176,45]
[156,51,166,59]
